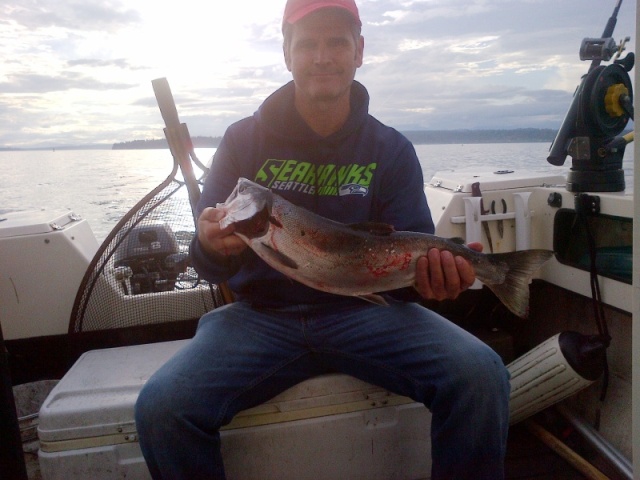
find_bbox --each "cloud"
[0,0,636,148]
[0,72,135,94]
[4,0,141,31]
[67,58,146,70]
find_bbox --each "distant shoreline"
[111,129,557,150]
[1,129,559,151]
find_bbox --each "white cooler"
[38,340,432,480]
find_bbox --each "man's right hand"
[197,207,248,257]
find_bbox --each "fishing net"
[68,153,225,339]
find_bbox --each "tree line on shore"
[112,136,223,150]
[112,129,558,150]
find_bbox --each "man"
[135,0,510,478]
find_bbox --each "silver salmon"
[218,178,553,318]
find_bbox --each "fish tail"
[483,250,553,318]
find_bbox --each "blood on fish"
[366,252,412,278]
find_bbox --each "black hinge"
[574,193,601,215]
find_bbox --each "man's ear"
[355,35,364,68]
[283,45,292,71]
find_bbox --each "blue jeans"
[135,300,510,479]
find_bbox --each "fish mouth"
[233,205,272,239]
[220,179,279,239]
[218,178,273,230]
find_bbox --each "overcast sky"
[1,0,636,148]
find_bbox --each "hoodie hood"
[254,80,370,145]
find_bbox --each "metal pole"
[633,3,639,479]
[0,322,28,479]
[556,405,632,480]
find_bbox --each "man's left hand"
[414,242,482,301]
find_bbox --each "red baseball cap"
[283,0,362,26]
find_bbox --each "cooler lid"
[38,339,415,445]
[0,210,81,239]
[427,169,566,193]
[38,340,190,443]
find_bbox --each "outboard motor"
[547,0,634,192]
[113,223,189,295]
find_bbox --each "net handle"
[152,78,200,218]
[151,78,235,305]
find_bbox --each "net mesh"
[68,157,225,335]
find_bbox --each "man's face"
[284,8,364,105]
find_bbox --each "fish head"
[217,178,273,238]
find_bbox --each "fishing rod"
[586,0,622,73]
[546,0,633,193]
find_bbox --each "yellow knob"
[604,83,629,117]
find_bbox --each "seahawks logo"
[339,183,368,196]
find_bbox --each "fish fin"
[259,243,299,269]
[448,236,466,245]
[347,222,396,236]
[356,294,390,306]
[482,249,553,318]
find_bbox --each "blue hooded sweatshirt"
[190,80,434,307]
